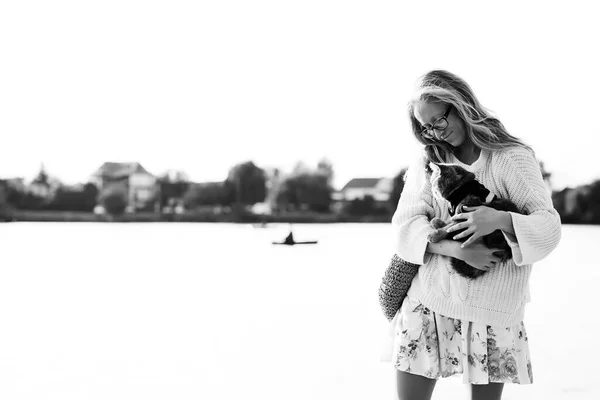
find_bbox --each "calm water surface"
[0,223,597,400]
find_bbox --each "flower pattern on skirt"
[393,296,533,384]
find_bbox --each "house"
[90,162,159,212]
[337,177,393,202]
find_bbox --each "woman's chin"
[446,133,466,148]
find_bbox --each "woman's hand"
[453,240,503,272]
[447,206,504,247]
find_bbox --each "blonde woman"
[390,70,561,400]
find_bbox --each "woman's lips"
[441,130,453,141]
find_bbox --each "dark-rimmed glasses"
[420,106,452,139]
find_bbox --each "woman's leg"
[396,370,437,400]
[470,382,504,400]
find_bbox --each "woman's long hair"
[408,70,531,163]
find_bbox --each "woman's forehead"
[414,101,446,124]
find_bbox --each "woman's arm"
[496,210,516,236]
[427,239,502,271]
[392,156,437,265]
[447,206,515,247]
[498,149,561,265]
[448,148,561,265]
[426,239,461,258]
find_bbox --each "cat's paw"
[430,217,447,229]
[428,227,449,243]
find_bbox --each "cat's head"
[429,163,476,202]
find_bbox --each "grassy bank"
[5,210,600,225]
[5,210,393,223]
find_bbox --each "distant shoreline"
[2,210,393,224]
[4,210,599,225]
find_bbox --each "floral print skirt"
[392,296,533,384]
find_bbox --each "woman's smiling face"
[413,101,468,148]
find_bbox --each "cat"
[426,163,522,279]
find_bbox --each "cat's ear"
[428,162,444,200]
[428,162,441,175]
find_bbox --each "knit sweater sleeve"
[498,147,562,266]
[391,155,436,265]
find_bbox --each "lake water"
[0,223,597,400]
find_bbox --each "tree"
[157,170,190,208]
[98,185,128,216]
[275,173,332,212]
[551,178,600,224]
[389,167,408,209]
[316,157,334,187]
[291,161,311,176]
[32,163,50,186]
[82,183,100,211]
[226,161,267,206]
[47,183,99,212]
[263,168,283,211]
[0,181,13,220]
[584,180,600,223]
[26,163,61,208]
[182,182,234,209]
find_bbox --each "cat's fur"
[426,163,522,279]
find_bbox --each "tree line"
[0,159,406,219]
[1,159,599,224]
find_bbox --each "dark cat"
[426,163,522,279]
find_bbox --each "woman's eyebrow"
[427,112,445,124]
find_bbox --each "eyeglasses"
[420,106,452,139]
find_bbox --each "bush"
[47,183,98,212]
[183,182,233,209]
[275,173,332,212]
[99,186,128,216]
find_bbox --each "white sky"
[1,0,599,190]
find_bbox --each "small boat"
[272,232,318,246]
[272,240,318,246]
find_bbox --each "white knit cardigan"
[392,146,562,326]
